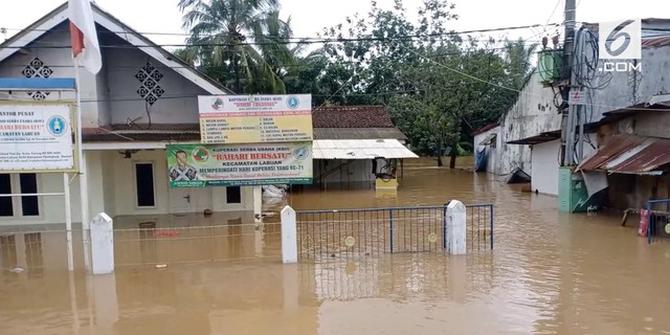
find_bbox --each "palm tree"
[178,0,289,93]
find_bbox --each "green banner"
[167,143,312,188]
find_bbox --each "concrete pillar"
[253,186,262,223]
[90,213,114,275]
[446,200,466,255]
[281,206,298,264]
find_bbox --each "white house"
[0,3,260,225]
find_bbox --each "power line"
[0,43,538,72]
[1,22,560,39]
[0,23,557,50]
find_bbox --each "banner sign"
[0,103,75,172]
[198,94,313,144]
[167,142,312,188]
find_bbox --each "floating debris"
[155,264,168,270]
[9,267,24,273]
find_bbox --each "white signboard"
[0,103,75,172]
[198,94,313,144]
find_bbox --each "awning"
[507,130,561,145]
[577,135,670,175]
[312,139,419,159]
[479,133,497,145]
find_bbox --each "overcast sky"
[1,0,670,47]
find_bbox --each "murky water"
[1,158,669,334]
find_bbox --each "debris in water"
[9,267,24,273]
[155,264,168,269]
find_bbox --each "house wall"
[314,159,375,187]
[473,126,500,174]
[591,45,670,120]
[103,33,208,125]
[495,71,561,176]
[0,23,210,128]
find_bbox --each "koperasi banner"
[167,142,312,188]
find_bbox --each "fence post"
[489,205,494,249]
[647,201,652,244]
[90,212,114,275]
[281,206,298,264]
[446,200,466,255]
[389,209,394,253]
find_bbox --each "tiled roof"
[314,128,407,140]
[83,105,407,142]
[312,105,395,128]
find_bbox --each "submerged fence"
[294,203,493,260]
[647,199,670,244]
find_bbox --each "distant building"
[477,19,670,198]
[311,106,417,188]
[0,3,258,225]
[577,97,670,210]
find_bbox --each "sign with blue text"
[0,102,75,172]
[198,94,313,144]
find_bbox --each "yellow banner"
[198,95,313,144]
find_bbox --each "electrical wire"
[0,23,560,41]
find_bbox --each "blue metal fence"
[296,203,494,260]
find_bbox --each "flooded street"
[1,158,669,334]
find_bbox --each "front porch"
[0,148,258,226]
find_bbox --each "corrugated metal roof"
[312,139,418,159]
[577,135,670,175]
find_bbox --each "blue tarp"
[475,147,488,172]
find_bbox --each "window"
[0,174,12,217]
[135,163,156,207]
[226,186,241,204]
[20,174,39,216]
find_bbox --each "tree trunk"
[449,150,457,169]
[437,138,443,167]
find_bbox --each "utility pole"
[560,0,577,166]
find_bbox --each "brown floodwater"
[1,158,669,334]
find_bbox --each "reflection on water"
[0,158,669,334]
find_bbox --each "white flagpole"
[73,59,89,229]
[73,58,92,272]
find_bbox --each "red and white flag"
[68,0,101,74]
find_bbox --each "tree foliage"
[176,0,537,165]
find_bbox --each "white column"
[79,152,90,230]
[446,200,466,255]
[281,206,298,264]
[90,212,114,275]
[253,186,262,223]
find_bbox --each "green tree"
[178,0,289,93]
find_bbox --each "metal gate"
[296,204,493,260]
